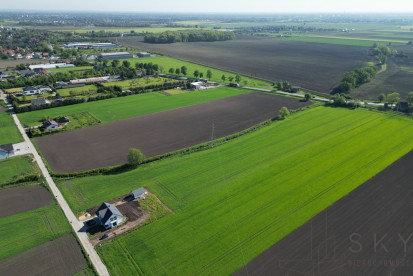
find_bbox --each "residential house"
[31,98,51,106]
[191,82,203,89]
[96,202,123,229]
[131,187,147,200]
[137,52,151,58]
[58,116,70,124]
[41,120,60,130]
[24,53,33,59]
[0,144,14,159]
[39,85,52,92]
[18,70,34,78]
[22,86,40,95]
[292,87,301,93]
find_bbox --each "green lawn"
[47,66,94,73]
[57,107,413,275]
[57,85,98,97]
[0,203,71,260]
[0,112,23,145]
[102,77,172,89]
[0,156,35,185]
[119,56,272,88]
[18,87,249,126]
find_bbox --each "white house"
[22,86,40,95]
[41,120,60,130]
[191,82,203,89]
[96,202,123,229]
[0,144,14,160]
[31,98,51,106]
[131,187,147,200]
[39,85,52,92]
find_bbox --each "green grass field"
[0,203,71,260]
[102,77,172,89]
[283,36,377,47]
[119,56,272,88]
[57,107,413,275]
[57,85,98,97]
[18,87,249,126]
[0,112,23,145]
[48,66,93,73]
[0,156,35,185]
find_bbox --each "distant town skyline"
[3,0,413,13]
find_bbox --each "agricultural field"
[0,111,23,145]
[236,149,413,275]
[0,185,53,217]
[118,55,272,88]
[18,86,249,126]
[0,233,88,276]
[36,92,310,172]
[0,59,50,71]
[57,106,413,275]
[48,66,94,73]
[0,203,71,260]
[0,155,36,185]
[117,36,371,92]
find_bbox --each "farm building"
[191,82,204,89]
[69,76,109,84]
[0,144,14,160]
[39,85,52,92]
[29,63,75,70]
[58,116,70,124]
[42,120,60,130]
[137,52,151,58]
[96,202,123,229]
[60,42,118,49]
[22,86,40,95]
[292,87,301,93]
[31,98,50,106]
[131,187,147,200]
[98,52,133,60]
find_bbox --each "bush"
[127,148,145,167]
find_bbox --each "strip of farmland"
[0,185,54,218]
[234,149,413,275]
[58,107,413,275]
[0,233,88,276]
[36,92,310,173]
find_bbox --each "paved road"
[0,91,110,276]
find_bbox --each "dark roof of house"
[23,86,38,91]
[19,70,33,77]
[31,98,50,106]
[39,85,51,89]
[132,187,146,197]
[42,119,59,128]
[96,202,123,224]
[0,144,13,153]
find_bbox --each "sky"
[3,0,413,13]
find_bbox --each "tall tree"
[127,148,145,167]
[193,70,200,78]
[221,75,226,82]
[207,70,212,79]
[181,66,187,76]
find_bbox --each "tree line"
[334,66,378,94]
[144,30,236,44]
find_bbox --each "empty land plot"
[17,86,249,126]
[118,36,371,92]
[0,233,87,276]
[235,150,413,275]
[0,59,50,71]
[102,77,173,89]
[0,203,71,260]
[0,185,54,218]
[36,92,310,173]
[57,107,413,275]
[48,66,94,73]
[0,112,22,145]
[117,56,272,88]
[0,155,34,185]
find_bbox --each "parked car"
[99,233,109,240]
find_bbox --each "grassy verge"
[48,66,94,73]
[17,86,249,126]
[0,203,71,260]
[57,106,413,275]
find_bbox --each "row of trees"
[144,30,236,44]
[334,66,378,94]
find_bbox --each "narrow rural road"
[0,91,110,276]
